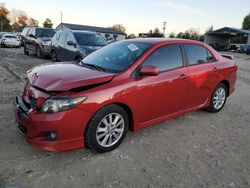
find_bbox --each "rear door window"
[184,44,212,65]
[143,44,183,72]
[59,32,68,44]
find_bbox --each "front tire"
[205,83,227,113]
[36,46,44,59]
[51,50,58,62]
[84,104,129,153]
[24,46,29,55]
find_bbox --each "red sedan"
[13,38,237,153]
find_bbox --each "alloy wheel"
[213,87,226,110]
[96,113,125,147]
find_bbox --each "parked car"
[0,34,21,48]
[13,39,237,153]
[244,45,250,55]
[236,44,248,53]
[22,27,56,58]
[51,30,108,62]
[229,44,238,52]
[0,33,5,43]
[20,27,30,46]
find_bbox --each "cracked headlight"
[40,96,86,113]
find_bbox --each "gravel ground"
[0,47,250,188]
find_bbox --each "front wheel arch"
[84,103,130,153]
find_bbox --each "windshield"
[81,41,151,73]
[4,35,17,39]
[74,32,107,46]
[36,28,55,38]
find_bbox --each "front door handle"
[179,74,187,79]
[213,67,218,72]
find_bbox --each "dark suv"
[51,30,108,62]
[21,27,56,58]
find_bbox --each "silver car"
[1,34,21,48]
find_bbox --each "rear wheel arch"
[220,80,230,97]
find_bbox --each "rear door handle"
[179,74,187,79]
[213,67,218,72]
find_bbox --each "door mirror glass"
[28,34,36,38]
[140,65,159,76]
[67,41,76,46]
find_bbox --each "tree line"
[0,3,53,32]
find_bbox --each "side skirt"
[133,99,209,131]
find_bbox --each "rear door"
[183,44,219,107]
[136,44,189,123]
[64,32,78,61]
[57,32,68,60]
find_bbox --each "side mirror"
[139,65,159,76]
[28,34,36,38]
[67,41,76,46]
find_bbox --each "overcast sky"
[2,0,250,35]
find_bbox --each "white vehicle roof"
[3,34,18,38]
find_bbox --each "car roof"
[71,30,98,35]
[125,38,204,45]
[3,34,17,37]
[24,27,55,30]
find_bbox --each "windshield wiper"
[80,61,106,72]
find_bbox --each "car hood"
[27,62,115,92]
[38,37,52,42]
[78,45,103,53]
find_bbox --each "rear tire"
[24,45,29,55]
[205,83,227,113]
[84,104,129,153]
[51,50,58,62]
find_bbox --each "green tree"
[127,34,136,39]
[111,24,126,34]
[169,32,176,38]
[242,12,250,30]
[0,3,11,32]
[43,18,53,28]
[176,32,184,38]
[176,28,203,41]
[148,28,164,37]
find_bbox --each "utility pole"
[162,21,167,37]
[60,11,63,30]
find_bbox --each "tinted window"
[207,50,216,62]
[54,32,60,40]
[66,33,75,42]
[59,32,67,43]
[21,28,30,36]
[82,41,151,73]
[143,44,183,72]
[74,32,107,46]
[35,28,55,38]
[28,28,35,36]
[184,44,210,65]
[4,35,17,39]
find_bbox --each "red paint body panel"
[13,39,237,152]
[27,63,115,91]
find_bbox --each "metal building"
[204,27,250,50]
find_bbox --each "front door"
[135,44,189,123]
